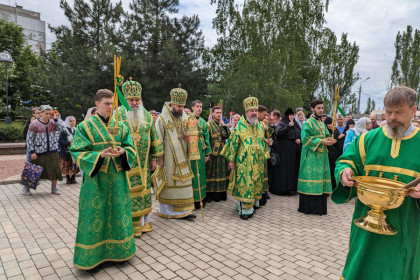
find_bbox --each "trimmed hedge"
[0,122,25,142]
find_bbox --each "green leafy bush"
[0,122,25,142]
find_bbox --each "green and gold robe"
[297,116,332,195]
[190,114,211,203]
[118,106,163,236]
[220,117,270,212]
[70,115,137,270]
[206,119,231,195]
[333,125,420,280]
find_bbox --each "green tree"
[207,0,328,113]
[123,0,207,110]
[317,30,360,114]
[207,0,359,115]
[0,20,50,118]
[364,97,375,114]
[391,25,420,105]
[39,0,126,119]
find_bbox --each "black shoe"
[266,193,271,199]
[66,176,71,184]
[253,205,259,210]
[182,214,196,220]
[240,215,249,220]
[71,175,77,184]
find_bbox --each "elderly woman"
[59,116,80,184]
[295,110,306,128]
[24,105,63,195]
[270,108,301,196]
[343,117,372,153]
[230,114,241,131]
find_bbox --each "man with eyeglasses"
[23,107,41,162]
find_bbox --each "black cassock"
[269,118,301,196]
[327,127,346,189]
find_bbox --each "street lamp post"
[358,77,370,114]
[0,51,13,124]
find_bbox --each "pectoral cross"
[132,133,141,142]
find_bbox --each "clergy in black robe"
[269,108,301,195]
[324,117,351,189]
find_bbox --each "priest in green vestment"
[155,86,197,219]
[190,100,212,209]
[70,89,137,270]
[333,86,420,280]
[297,99,336,215]
[117,78,163,237]
[206,105,231,202]
[220,96,270,220]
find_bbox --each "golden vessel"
[352,176,411,235]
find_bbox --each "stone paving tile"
[0,154,26,181]
[0,180,355,279]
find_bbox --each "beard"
[387,123,405,139]
[127,105,145,128]
[172,108,183,118]
[246,116,259,126]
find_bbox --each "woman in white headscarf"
[59,116,79,184]
[343,117,372,153]
[295,110,306,128]
[84,107,98,121]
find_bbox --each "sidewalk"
[0,155,26,183]
[0,180,353,280]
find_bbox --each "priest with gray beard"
[220,96,270,220]
[117,78,163,237]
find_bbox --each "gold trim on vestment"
[151,140,161,146]
[88,153,102,177]
[304,136,314,147]
[382,125,419,140]
[82,122,95,143]
[74,252,135,271]
[206,177,229,182]
[92,141,122,146]
[390,138,401,158]
[359,132,367,165]
[234,196,256,204]
[157,197,195,205]
[158,211,193,218]
[364,165,420,178]
[77,152,87,168]
[130,187,151,197]
[132,207,152,217]
[88,116,107,142]
[297,191,332,195]
[339,160,357,170]
[75,234,134,249]
[150,151,164,157]
[173,204,195,212]
[298,179,330,183]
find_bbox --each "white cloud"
[325,0,420,111]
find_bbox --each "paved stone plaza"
[0,180,354,280]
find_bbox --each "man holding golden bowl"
[333,86,420,280]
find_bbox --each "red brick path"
[0,154,26,181]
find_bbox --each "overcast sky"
[2,0,420,112]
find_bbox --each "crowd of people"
[20,83,420,279]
